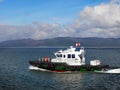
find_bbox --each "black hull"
[29,60,110,72]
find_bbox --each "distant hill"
[0,37,120,47]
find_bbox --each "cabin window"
[56,54,59,57]
[68,54,71,58]
[72,54,75,58]
[60,54,62,57]
[63,55,66,58]
[75,48,80,51]
[56,54,63,57]
[56,54,60,57]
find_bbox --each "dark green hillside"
[0,37,119,47]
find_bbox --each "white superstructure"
[51,46,85,66]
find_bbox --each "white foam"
[29,65,40,70]
[106,68,120,73]
[29,65,49,71]
[95,68,120,74]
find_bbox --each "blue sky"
[0,0,110,25]
[0,0,120,42]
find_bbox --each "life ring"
[44,57,48,62]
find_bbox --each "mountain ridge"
[0,37,120,47]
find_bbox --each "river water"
[0,48,120,90]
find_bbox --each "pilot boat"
[29,43,112,72]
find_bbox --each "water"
[0,48,120,90]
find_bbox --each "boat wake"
[29,66,49,71]
[95,68,120,74]
[28,65,72,73]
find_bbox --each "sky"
[0,0,120,42]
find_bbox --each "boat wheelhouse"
[52,46,85,66]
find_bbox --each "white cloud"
[0,24,35,41]
[72,0,120,38]
[110,0,120,4]
[0,0,120,42]
[0,22,69,42]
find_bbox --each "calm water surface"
[0,48,120,90]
